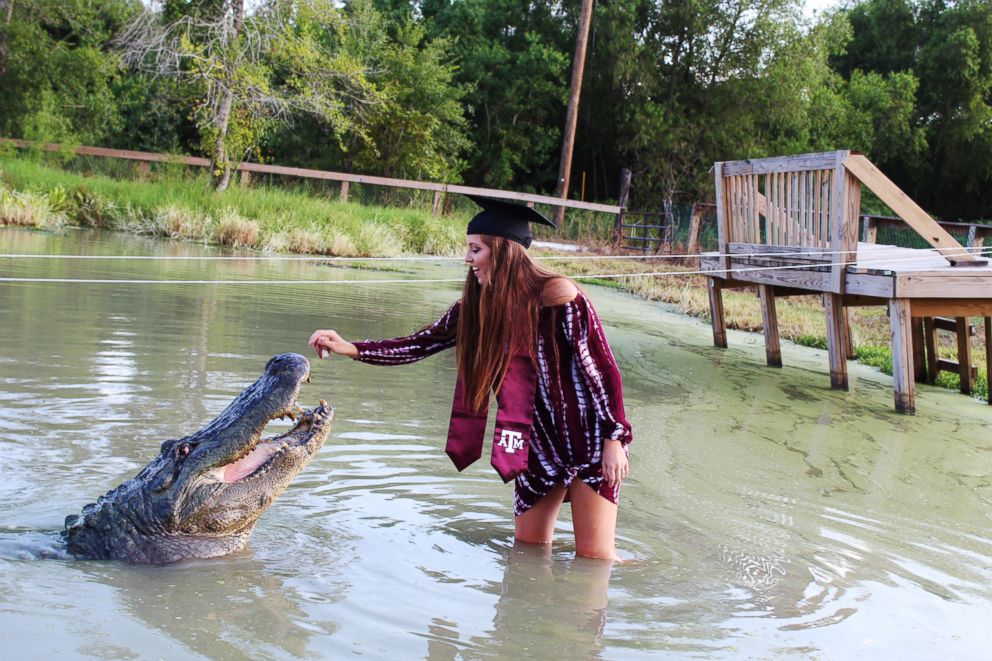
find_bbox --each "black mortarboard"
[465,194,556,249]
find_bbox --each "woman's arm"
[310,302,460,366]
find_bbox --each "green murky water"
[1,227,990,659]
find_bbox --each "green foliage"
[832,0,992,219]
[855,345,894,375]
[795,335,830,350]
[0,0,136,145]
[418,0,571,189]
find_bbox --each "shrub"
[153,205,210,240]
[213,210,261,248]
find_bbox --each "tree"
[0,0,138,146]
[117,0,378,190]
[419,0,572,190]
[831,0,992,219]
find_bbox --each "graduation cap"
[465,194,556,249]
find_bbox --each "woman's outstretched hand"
[308,329,359,359]
[601,439,629,488]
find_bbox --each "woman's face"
[464,234,492,286]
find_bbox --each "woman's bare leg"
[568,481,619,560]
[514,483,567,544]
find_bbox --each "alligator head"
[62,353,332,564]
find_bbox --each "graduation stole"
[444,353,538,482]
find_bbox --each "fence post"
[432,190,442,217]
[339,181,350,203]
[615,168,631,246]
[687,203,703,263]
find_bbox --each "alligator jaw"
[208,400,333,483]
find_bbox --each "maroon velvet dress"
[351,291,633,515]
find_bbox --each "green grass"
[0,156,465,256]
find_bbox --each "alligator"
[60,353,332,564]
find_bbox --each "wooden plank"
[732,175,743,242]
[843,155,985,266]
[728,243,832,258]
[812,170,822,244]
[720,151,846,176]
[889,298,916,414]
[828,162,848,294]
[936,359,978,379]
[910,299,992,317]
[750,175,761,243]
[785,171,794,245]
[714,163,729,273]
[707,278,728,348]
[844,272,895,298]
[931,316,975,333]
[911,317,927,382]
[986,319,991,405]
[758,285,783,367]
[924,318,939,383]
[728,264,834,291]
[824,293,849,390]
[956,317,973,395]
[897,275,992,299]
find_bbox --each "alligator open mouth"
[208,400,333,483]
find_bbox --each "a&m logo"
[497,430,524,454]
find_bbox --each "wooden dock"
[701,150,991,414]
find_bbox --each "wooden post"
[843,308,856,359]
[956,317,973,395]
[823,293,848,390]
[614,168,631,246]
[861,215,878,243]
[923,317,938,383]
[986,318,991,405]
[686,203,703,262]
[707,278,727,349]
[911,317,928,383]
[714,163,729,273]
[889,298,916,414]
[238,168,252,189]
[553,0,594,226]
[758,285,782,367]
[339,180,349,203]
[431,190,443,218]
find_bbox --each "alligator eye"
[177,442,191,458]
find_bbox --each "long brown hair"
[456,236,558,413]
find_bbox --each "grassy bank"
[2,155,987,403]
[0,156,464,256]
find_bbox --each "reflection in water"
[426,542,612,660]
[2,227,992,659]
[72,558,328,660]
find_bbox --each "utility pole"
[553,0,594,226]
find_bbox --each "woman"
[308,197,632,559]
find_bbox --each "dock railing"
[713,150,985,294]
